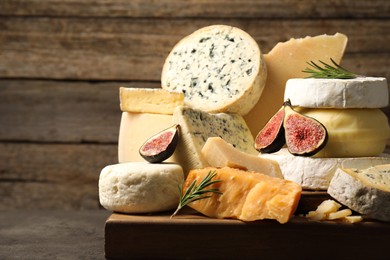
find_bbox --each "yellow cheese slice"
[118,112,178,163]
[119,87,184,114]
[201,137,283,178]
[296,108,390,157]
[184,167,302,224]
[244,33,348,136]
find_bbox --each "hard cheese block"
[118,112,177,163]
[119,87,184,114]
[295,108,390,157]
[328,164,390,222]
[184,167,302,223]
[201,137,283,178]
[261,148,390,190]
[173,106,257,175]
[99,162,184,213]
[244,33,347,136]
[162,25,267,115]
[284,77,389,108]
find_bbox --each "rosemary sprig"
[302,58,359,79]
[170,170,222,218]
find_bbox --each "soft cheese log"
[328,165,390,222]
[260,148,390,190]
[118,112,178,163]
[162,25,267,115]
[173,106,257,175]
[201,137,283,178]
[184,167,302,223]
[119,87,185,114]
[295,108,390,157]
[99,162,184,213]
[284,77,389,108]
[244,33,347,136]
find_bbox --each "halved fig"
[255,106,285,153]
[283,99,328,156]
[139,124,180,163]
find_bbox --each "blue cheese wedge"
[328,164,390,222]
[173,106,257,175]
[162,25,266,116]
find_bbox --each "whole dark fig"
[139,124,180,163]
[255,106,285,153]
[283,99,328,156]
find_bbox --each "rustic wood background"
[1,0,389,210]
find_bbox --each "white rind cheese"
[162,25,266,115]
[173,106,257,175]
[328,165,390,222]
[260,148,390,190]
[119,87,184,114]
[99,162,184,213]
[284,77,389,108]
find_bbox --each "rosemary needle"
[170,170,222,218]
[302,58,359,79]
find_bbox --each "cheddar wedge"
[184,167,302,223]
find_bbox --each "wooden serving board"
[104,192,390,259]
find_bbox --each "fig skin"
[283,99,328,156]
[139,124,180,163]
[255,106,285,153]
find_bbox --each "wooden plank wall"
[1,0,389,210]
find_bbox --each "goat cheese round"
[161,25,266,115]
[328,165,390,222]
[284,77,388,108]
[260,148,390,190]
[99,162,184,213]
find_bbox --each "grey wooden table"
[0,210,111,259]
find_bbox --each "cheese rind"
[173,106,257,175]
[295,108,390,158]
[244,33,347,136]
[260,148,390,190]
[119,87,184,114]
[185,167,302,223]
[162,25,266,115]
[328,165,390,222]
[201,137,283,178]
[284,77,389,108]
[118,112,177,163]
[99,162,184,213]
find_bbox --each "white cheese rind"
[99,162,184,213]
[328,165,390,222]
[173,106,257,175]
[284,77,389,108]
[162,25,266,115]
[260,148,390,190]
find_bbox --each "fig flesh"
[283,99,328,156]
[139,124,180,163]
[255,106,285,153]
